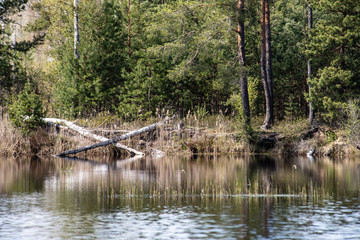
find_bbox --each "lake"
[1,155,360,239]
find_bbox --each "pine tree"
[0,0,42,108]
[261,0,273,129]
[307,0,360,122]
[236,0,251,128]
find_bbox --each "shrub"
[9,82,45,134]
[344,99,360,144]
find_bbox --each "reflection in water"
[0,155,360,239]
[0,157,56,193]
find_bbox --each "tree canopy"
[1,0,359,127]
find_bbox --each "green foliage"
[38,0,128,117]
[1,0,43,108]
[9,82,45,134]
[226,92,254,138]
[227,76,262,119]
[24,2,51,32]
[310,66,352,121]
[272,0,308,120]
[195,104,209,120]
[247,77,263,116]
[117,62,153,120]
[307,0,360,123]
[16,0,360,126]
[343,99,360,144]
[138,0,238,116]
[325,130,337,143]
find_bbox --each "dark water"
[0,155,360,239]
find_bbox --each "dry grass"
[0,114,122,158]
[1,111,358,158]
[150,113,251,155]
[62,112,251,156]
[51,126,125,159]
[0,115,59,157]
[0,116,31,156]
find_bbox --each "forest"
[0,0,359,137]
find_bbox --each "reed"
[0,116,32,156]
[151,113,251,155]
[0,111,357,158]
[0,114,122,158]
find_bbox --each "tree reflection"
[1,155,360,199]
[1,155,360,239]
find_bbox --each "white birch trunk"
[74,0,80,59]
[54,117,171,157]
[44,118,144,156]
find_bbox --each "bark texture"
[308,5,314,126]
[261,0,274,129]
[44,118,144,156]
[237,0,251,126]
[56,117,171,157]
[74,0,80,60]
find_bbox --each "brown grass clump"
[149,113,250,156]
[0,116,31,156]
[0,116,56,157]
[0,115,117,158]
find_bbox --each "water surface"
[0,155,360,239]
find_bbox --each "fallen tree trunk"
[90,129,129,134]
[44,118,144,156]
[300,127,318,140]
[55,116,171,157]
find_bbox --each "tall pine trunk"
[265,0,273,124]
[237,0,251,127]
[261,0,273,129]
[308,4,314,126]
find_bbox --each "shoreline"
[1,114,359,159]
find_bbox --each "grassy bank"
[0,113,359,158]
[0,115,119,158]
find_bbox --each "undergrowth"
[0,112,358,158]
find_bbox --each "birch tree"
[74,0,79,60]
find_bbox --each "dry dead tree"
[46,116,172,157]
[44,118,144,157]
